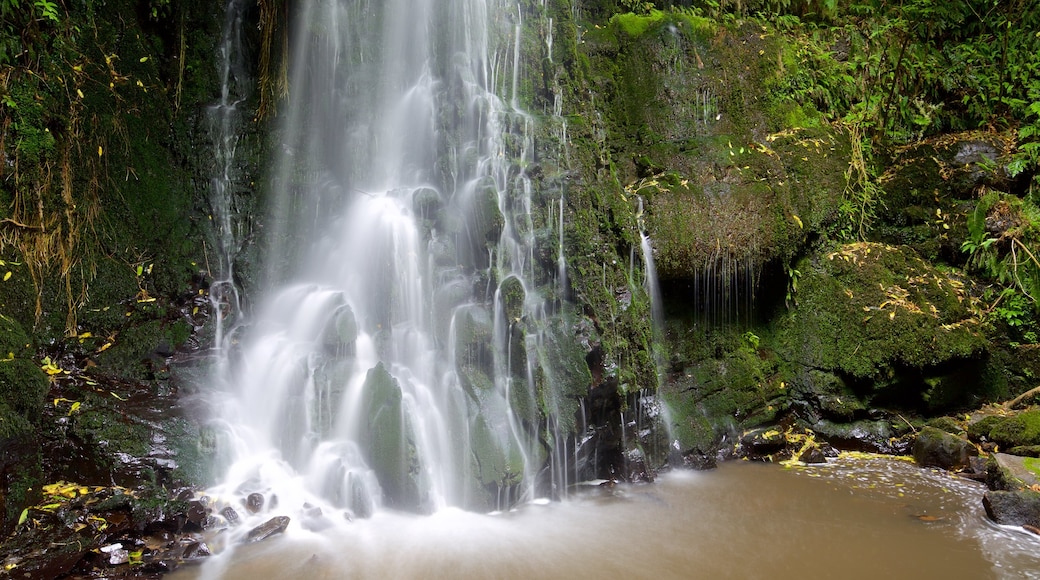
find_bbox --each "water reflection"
[174,457,1040,579]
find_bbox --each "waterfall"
[205,0,250,351]
[206,0,582,524]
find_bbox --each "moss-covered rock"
[970,410,1040,449]
[778,242,989,412]
[360,363,423,511]
[913,425,978,470]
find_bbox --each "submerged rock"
[245,516,291,544]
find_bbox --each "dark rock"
[798,444,828,464]
[913,426,978,470]
[245,516,290,543]
[181,540,211,560]
[185,500,209,530]
[983,490,1040,528]
[682,450,718,470]
[245,492,264,513]
[740,428,787,456]
[221,506,240,526]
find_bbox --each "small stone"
[245,492,264,514]
[245,516,290,543]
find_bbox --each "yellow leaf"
[68,401,81,415]
[17,508,28,526]
[98,146,103,157]
[39,503,61,511]
[3,271,10,281]
[791,214,803,229]
[110,392,127,401]
[139,57,148,63]
[97,342,113,353]
[76,88,84,99]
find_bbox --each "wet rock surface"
[983,490,1040,528]
[913,426,978,471]
[245,516,291,543]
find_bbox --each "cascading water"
[206,0,251,350]
[206,0,587,525]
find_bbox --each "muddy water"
[173,457,1040,579]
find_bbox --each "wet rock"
[245,492,264,513]
[798,444,828,464]
[181,540,211,560]
[221,506,241,526]
[185,500,209,530]
[983,490,1040,528]
[245,516,290,544]
[912,426,978,470]
[740,428,787,456]
[682,449,718,470]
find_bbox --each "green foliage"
[32,0,58,22]
[961,191,1040,317]
[619,0,656,15]
[741,330,760,352]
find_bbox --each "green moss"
[1024,456,1040,477]
[927,416,965,435]
[610,10,667,38]
[777,243,987,411]
[988,410,1040,449]
[0,315,48,438]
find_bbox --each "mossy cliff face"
[578,11,850,278]
[0,0,234,532]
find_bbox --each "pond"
[172,456,1040,579]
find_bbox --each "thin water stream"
[174,457,1040,579]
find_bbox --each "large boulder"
[778,242,989,413]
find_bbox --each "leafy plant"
[32,0,58,22]
[962,191,1040,320]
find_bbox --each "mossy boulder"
[360,363,423,511]
[969,410,1040,449]
[661,328,784,459]
[778,242,988,412]
[913,426,978,470]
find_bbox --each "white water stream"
[204,0,582,535]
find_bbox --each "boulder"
[244,516,290,543]
[986,452,1040,491]
[912,426,978,470]
[983,490,1040,528]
